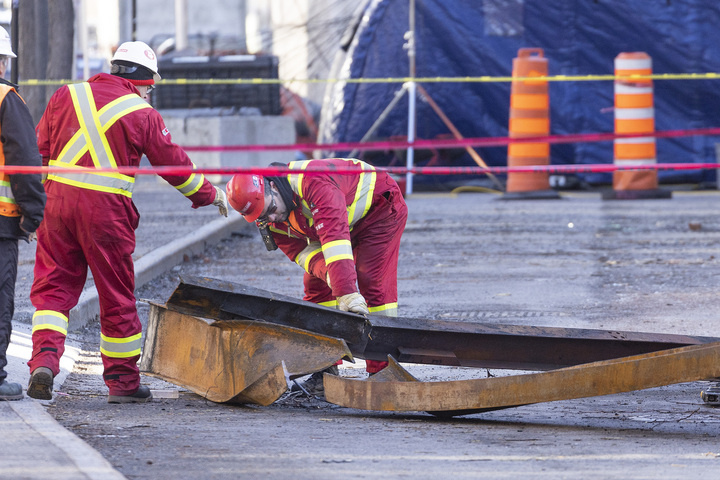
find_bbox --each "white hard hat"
[0,27,16,58]
[111,41,160,81]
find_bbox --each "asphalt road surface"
[41,190,720,479]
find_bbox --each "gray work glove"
[337,292,369,315]
[213,186,229,217]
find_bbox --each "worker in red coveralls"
[27,41,228,403]
[225,158,408,396]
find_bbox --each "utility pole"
[175,0,188,52]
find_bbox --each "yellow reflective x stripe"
[67,83,117,168]
[348,159,376,228]
[100,332,142,358]
[369,303,398,317]
[175,172,206,197]
[322,239,353,264]
[56,92,151,167]
[48,85,151,196]
[287,159,376,229]
[295,241,322,272]
[32,310,69,336]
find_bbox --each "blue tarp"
[318,0,720,188]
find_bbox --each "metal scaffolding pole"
[405,0,416,195]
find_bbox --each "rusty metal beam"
[162,277,720,371]
[324,342,720,414]
[164,276,372,354]
[140,302,352,405]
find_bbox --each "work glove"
[337,292,369,315]
[213,186,229,217]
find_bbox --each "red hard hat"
[226,174,265,222]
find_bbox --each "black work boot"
[0,379,23,401]
[291,365,339,397]
[27,367,54,400]
[107,385,153,404]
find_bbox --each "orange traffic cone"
[502,48,560,200]
[602,52,670,200]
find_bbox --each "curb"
[8,399,128,480]
[68,211,248,332]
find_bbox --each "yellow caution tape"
[16,72,720,87]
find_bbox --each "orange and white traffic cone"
[502,48,560,200]
[603,52,671,200]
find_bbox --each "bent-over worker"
[226,158,408,394]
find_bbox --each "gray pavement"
[2,175,248,480]
[5,180,720,479]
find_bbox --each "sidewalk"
[2,176,248,480]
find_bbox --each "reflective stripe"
[299,199,314,223]
[0,85,21,217]
[295,241,322,271]
[0,180,16,206]
[348,160,376,228]
[615,108,654,120]
[287,160,313,198]
[174,172,206,197]
[70,83,118,168]
[318,299,338,308]
[615,84,653,95]
[614,137,655,144]
[100,332,142,358]
[615,58,651,70]
[322,239,353,264]
[56,93,150,167]
[48,84,152,196]
[613,158,657,166]
[369,303,398,317]
[32,310,69,336]
[48,160,135,196]
[287,159,377,229]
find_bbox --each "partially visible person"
[27,41,228,403]
[0,26,46,401]
[226,158,408,395]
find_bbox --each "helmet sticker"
[251,175,260,188]
[242,201,252,214]
[144,49,156,61]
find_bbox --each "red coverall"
[269,158,408,373]
[29,73,217,396]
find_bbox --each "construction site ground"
[21,183,720,479]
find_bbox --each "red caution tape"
[3,162,720,177]
[3,127,720,176]
[180,127,720,153]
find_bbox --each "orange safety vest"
[0,84,22,217]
